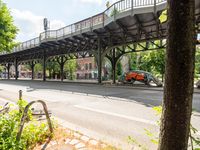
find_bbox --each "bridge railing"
[12,37,40,53]
[0,0,167,55]
[40,13,104,42]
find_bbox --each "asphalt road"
[0,80,200,149]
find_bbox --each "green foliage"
[106,1,110,8]
[17,99,32,120]
[46,61,60,78]
[149,106,200,149]
[127,136,148,150]
[140,49,165,78]
[0,99,50,150]
[144,128,158,145]
[0,0,18,52]
[159,10,167,23]
[0,65,4,73]
[190,124,200,149]
[110,7,119,17]
[128,53,137,70]
[152,106,162,116]
[116,61,122,76]
[64,59,77,80]
[34,63,42,73]
[127,47,165,80]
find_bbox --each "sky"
[5,0,117,42]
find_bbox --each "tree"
[64,59,77,80]
[128,53,137,70]
[158,0,195,149]
[128,48,165,81]
[116,61,122,79]
[0,0,18,52]
[46,61,60,79]
[140,49,165,81]
[0,65,3,72]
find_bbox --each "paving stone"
[89,139,98,146]
[40,143,51,149]
[65,129,71,134]
[81,135,90,142]
[78,148,89,150]
[65,138,71,144]
[69,139,79,145]
[101,143,107,148]
[75,142,85,149]
[50,141,57,146]
[74,132,81,138]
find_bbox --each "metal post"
[43,50,46,81]
[14,58,18,80]
[154,0,156,13]
[112,48,116,84]
[98,37,102,84]
[16,100,53,142]
[114,4,116,20]
[131,0,134,13]
[31,61,35,80]
[19,90,22,100]
[7,63,10,79]
[60,56,64,82]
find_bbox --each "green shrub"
[0,100,51,150]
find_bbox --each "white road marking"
[74,105,157,125]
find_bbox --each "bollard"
[19,90,22,100]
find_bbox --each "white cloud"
[80,0,103,5]
[79,0,118,6]
[11,9,65,42]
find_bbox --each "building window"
[89,63,92,70]
[89,73,92,79]
[77,64,81,70]
[85,73,88,79]
[85,64,88,70]
[77,73,79,79]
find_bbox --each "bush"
[0,100,51,150]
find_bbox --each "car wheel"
[131,78,136,84]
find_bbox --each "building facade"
[76,57,98,80]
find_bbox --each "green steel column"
[31,61,35,80]
[98,37,102,84]
[60,56,64,82]
[14,58,18,80]
[7,63,10,79]
[112,48,116,84]
[43,50,46,81]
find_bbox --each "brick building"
[76,57,98,80]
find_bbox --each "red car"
[125,71,146,82]
[119,70,163,87]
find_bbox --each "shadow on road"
[0,79,199,112]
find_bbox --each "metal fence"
[0,0,167,55]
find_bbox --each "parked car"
[119,70,163,87]
[196,80,200,88]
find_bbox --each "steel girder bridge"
[0,0,200,83]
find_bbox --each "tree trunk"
[158,0,195,149]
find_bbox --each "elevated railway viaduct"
[0,0,200,83]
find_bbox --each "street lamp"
[43,18,50,39]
